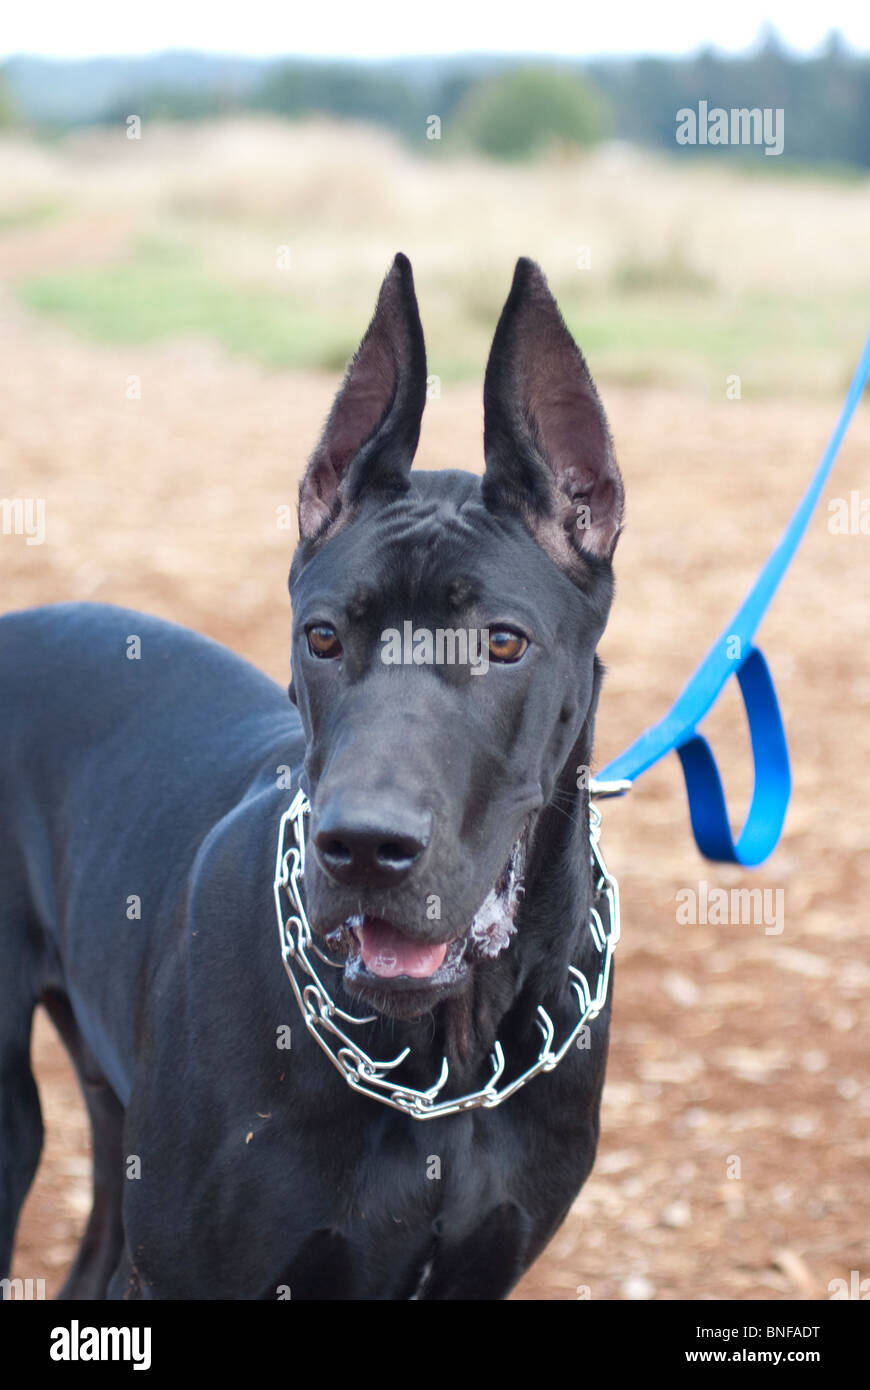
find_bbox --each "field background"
[2,118,869,1300]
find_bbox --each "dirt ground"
[2,292,869,1302]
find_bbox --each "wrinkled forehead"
[291,480,608,639]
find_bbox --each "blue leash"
[597,328,870,867]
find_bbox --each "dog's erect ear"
[298,253,427,543]
[482,258,623,566]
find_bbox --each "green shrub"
[453,66,607,160]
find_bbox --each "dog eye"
[488,629,528,663]
[306,624,342,659]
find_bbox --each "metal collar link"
[273,782,625,1121]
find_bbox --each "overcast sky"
[3,1,869,60]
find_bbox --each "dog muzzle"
[273,786,622,1120]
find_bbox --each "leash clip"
[589,777,632,800]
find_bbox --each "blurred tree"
[0,66,20,127]
[820,28,849,62]
[452,66,608,159]
[99,83,242,124]
[253,62,419,140]
[51,46,870,172]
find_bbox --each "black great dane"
[0,254,624,1300]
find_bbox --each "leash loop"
[676,645,791,866]
[599,327,870,863]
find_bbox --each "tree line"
[2,31,869,169]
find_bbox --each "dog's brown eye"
[306,624,342,659]
[488,630,528,662]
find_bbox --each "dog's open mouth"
[317,833,526,1010]
[341,918,469,992]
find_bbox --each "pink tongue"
[358,920,448,979]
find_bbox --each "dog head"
[288,253,623,1022]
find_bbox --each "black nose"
[313,799,432,887]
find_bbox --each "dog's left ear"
[298,252,427,544]
[482,258,623,567]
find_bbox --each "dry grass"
[1,118,869,392]
[2,118,867,291]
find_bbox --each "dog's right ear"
[297,253,427,545]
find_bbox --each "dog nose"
[313,801,432,887]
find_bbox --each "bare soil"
[3,302,869,1302]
